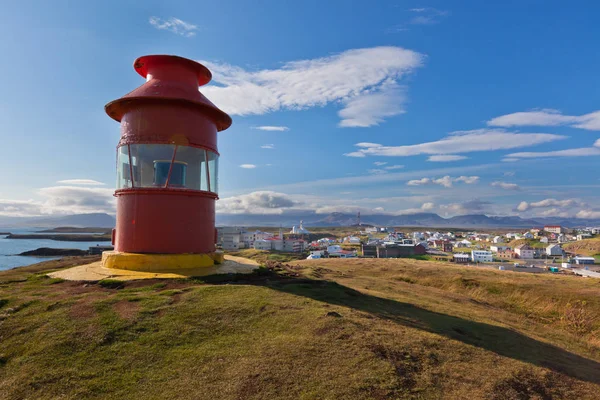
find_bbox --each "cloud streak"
[344,129,565,158]
[488,108,600,131]
[253,126,289,131]
[201,47,424,127]
[149,17,198,37]
[407,175,479,188]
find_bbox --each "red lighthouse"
[103,55,231,270]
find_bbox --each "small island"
[18,247,89,257]
[6,233,111,242]
[36,226,112,234]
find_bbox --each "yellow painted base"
[102,250,224,272]
[48,255,259,281]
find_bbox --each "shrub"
[562,300,597,335]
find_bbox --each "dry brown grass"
[0,257,599,399]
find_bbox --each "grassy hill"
[1,257,600,399]
[507,238,548,249]
[564,237,600,257]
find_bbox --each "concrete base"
[48,255,259,282]
[101,250,224,271]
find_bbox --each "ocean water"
[0,229,109,271]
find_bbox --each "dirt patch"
[490,368,579,400]
[113,300,140,321]
[69,302,96,319]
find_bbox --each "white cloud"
[373,161,388,166]
[338,83,407,127]
[38,186,115,215]
[389,7,449,32]
[503,171,515,177]
[217,191,298,215]
[502,158,519,162]
[253,126,289,131]
[345,129,566,158]
[491,181,520,190]
[368,169,388,175]
[440,199,491,216]
[385,165,405,170]
[201,47,424,127]
[261,144,275,149]
[455,176,480,184]
[56,179,105,186]
[506,146,600,159]
[427,155,467,162]
[407,178,431,186]
[421,202,435,210]
[576,210,600,219]
[407,175,479,188]
[432,176,454,188]
[240,164,257,169]
[149,17,198,37]
[488,109,600,131]
[516,198,584,212]
[0,199,45,217]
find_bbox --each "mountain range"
[216,212,600,229]
[0,212,598,229]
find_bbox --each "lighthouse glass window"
[117,144,217,194]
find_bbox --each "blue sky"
[1,0,599,219]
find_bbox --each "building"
[344,236,361,244]
[218,226,245,250]
[546,244,563,256]
[577,233,592,241]
[471,250,493,263]
[539,236,549,244]
[490,245,509,253]
[523,232,534,239]
[557,234,569,244]
[362,243,426,258]
[455,239,472,248]
[453,253,470,263]
[544,225,565,234]
[492,236,505,244]
[290,220,310,235]
[514,244,535,259]
[573,256,595,265]
[442,242,454,253]
[497,248,516,259]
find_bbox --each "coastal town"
[218,222,600,277]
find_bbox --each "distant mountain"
[216,212,600,229]
[0,213,116,229]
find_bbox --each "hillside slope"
[564,237,600,256]
[1,258,599,399]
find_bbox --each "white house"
[539,237,549,244]
[344,236,361,244]
[412,232,426,241]
[490,245,509,253]
[546,244,563,256]
[523,232,534,239]
[456,239,472,248]
[557,234,568,243]
[492,236,505,244]
[577,233,592,241]
[471,250,493,263]
[515,244,535,259]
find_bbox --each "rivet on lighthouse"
[103,55,232,271]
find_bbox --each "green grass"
[0,256,599,399]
